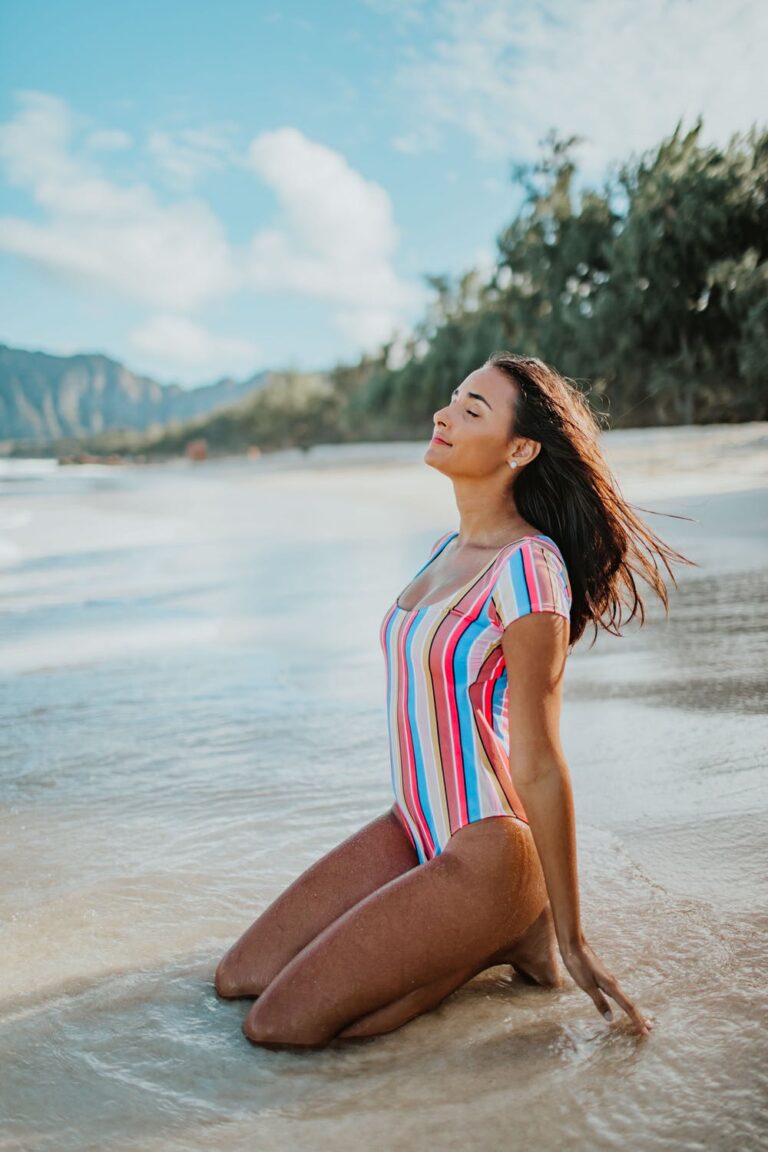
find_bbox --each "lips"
[431,434,451,446]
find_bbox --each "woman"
[215,351,692,1050]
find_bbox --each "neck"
[451,479,528,549]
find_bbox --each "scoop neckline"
[395,531,561,613]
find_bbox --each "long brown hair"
[486,351,698,648]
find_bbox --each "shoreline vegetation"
[4,118,766,466]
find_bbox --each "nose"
[433,404,449,432]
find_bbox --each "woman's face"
[425,365,524,478]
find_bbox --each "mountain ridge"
[0,342,278,443]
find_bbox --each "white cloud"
[86,128,133,152]
[384,0,768,175]
[147,124,240,189]
[0,91,237,311]
[129,314,261,375]
[243,126,427,347]
[0,92,424,368]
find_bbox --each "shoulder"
[488,537,572,631]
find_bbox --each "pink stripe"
[429,610,471,828]
[429,530,454,558]
[471,646,528,822]
[396,613,435,857]
[379,601,398,653]
[521,542,545,611]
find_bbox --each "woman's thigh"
[214,804,419,997]
[242,815,548,1049]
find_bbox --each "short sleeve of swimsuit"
[489,537,572,631]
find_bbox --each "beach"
[0,421,766,1152]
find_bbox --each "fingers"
[563,942,655,1036]
[586,981,614,1022]
[598,975,654,1035]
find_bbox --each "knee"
[214,953,266,999]
[242,995,333,1051]
[214,956,241,999]
[214,944,272,999]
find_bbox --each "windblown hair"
[485,351,698,648]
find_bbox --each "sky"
[0,0,765,389]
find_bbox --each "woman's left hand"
[560,937,654,1035]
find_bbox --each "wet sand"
[0,422,766,1151]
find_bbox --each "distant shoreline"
[1,425,766,511]
[0,421,766,479]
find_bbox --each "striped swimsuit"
[380,530,572,864]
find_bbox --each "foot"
[502,903,562,988]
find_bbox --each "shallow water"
[1,426,767,1151]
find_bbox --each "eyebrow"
[452,386,493,411]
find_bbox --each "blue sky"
[1,0,765,388]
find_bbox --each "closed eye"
[451,388,481,417]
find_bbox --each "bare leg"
[241,814,554,1049]
[214,805,418,998]
[332,961,484,1042]
[333,900,561,1043]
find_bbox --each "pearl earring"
[508,460,518,469]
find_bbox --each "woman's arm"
[501,613,654,1036]
[513,753,583,950]
[502,612,582,948]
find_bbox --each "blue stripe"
[383,609,399,799]
[403,613,437,855]
[491,670,507,737]
[449,614,484,823]
[384,608,427,863]
[508,548,533,617]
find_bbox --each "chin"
[424,442,450,473]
